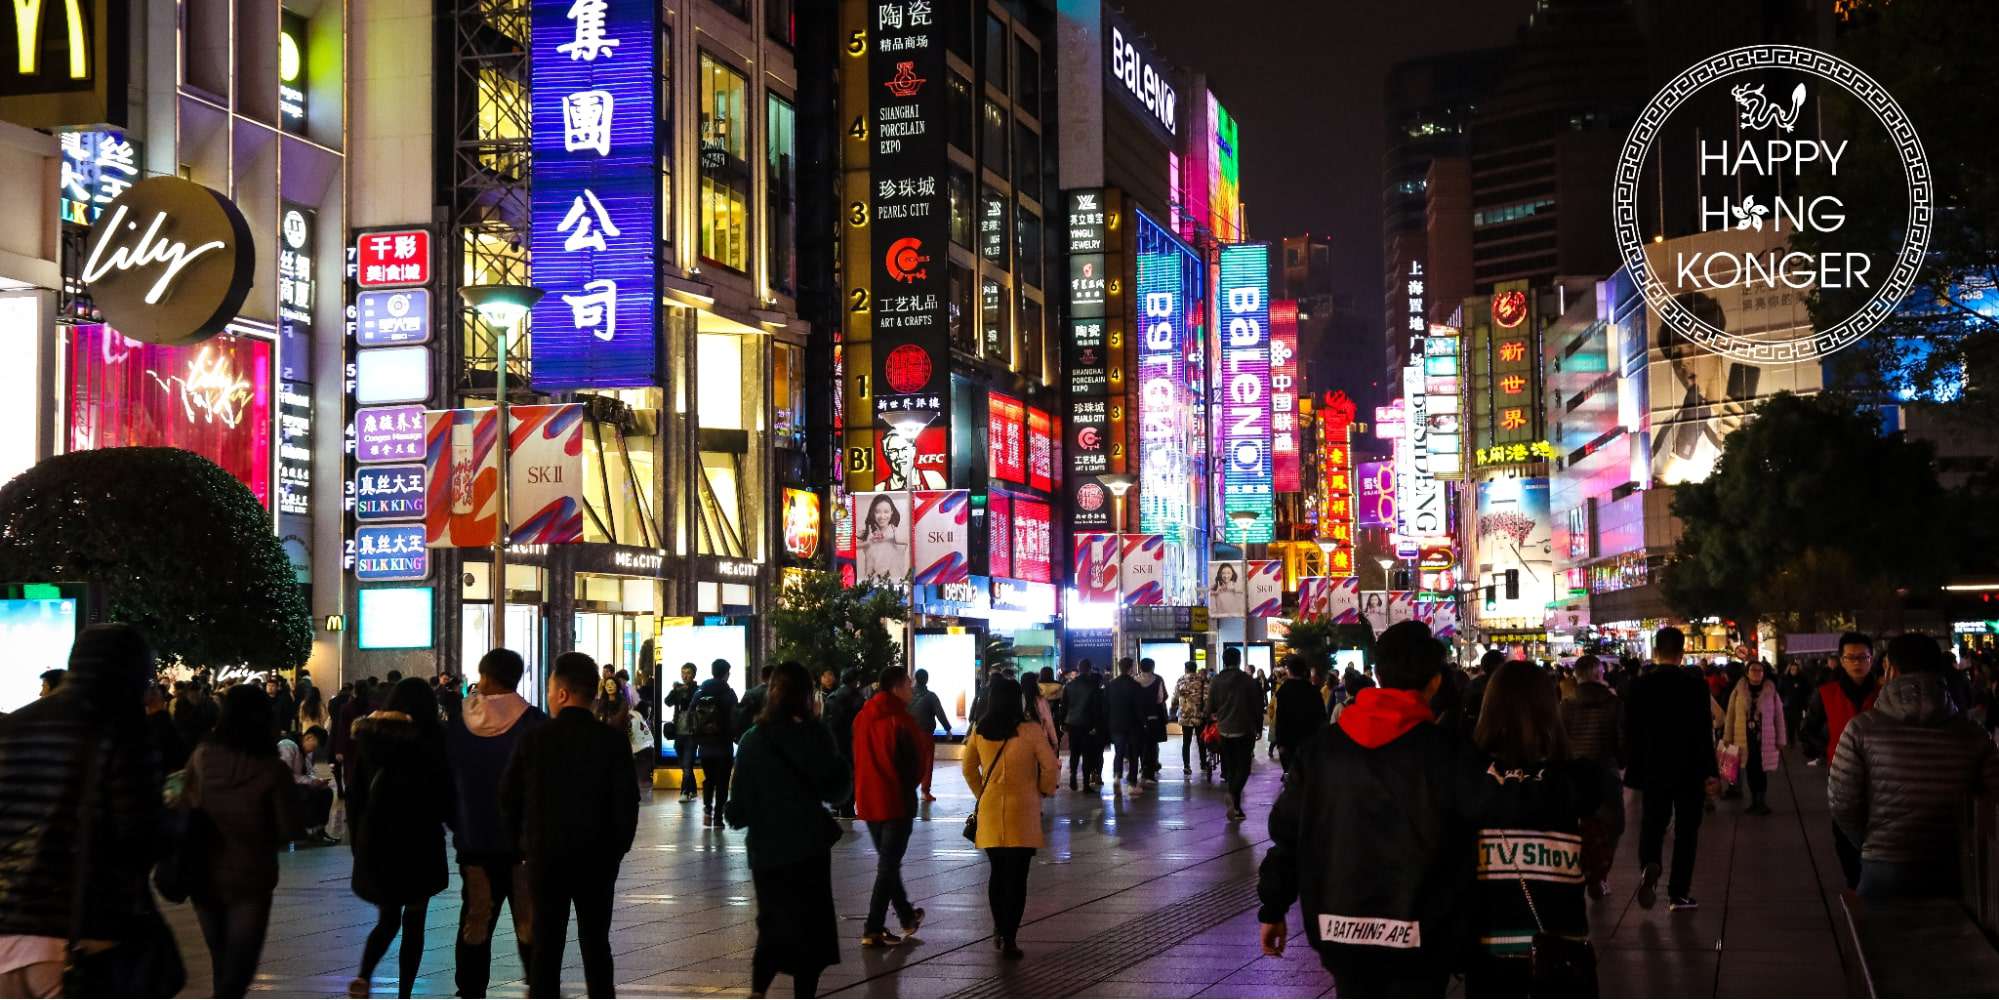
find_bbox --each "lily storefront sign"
[81,176,255,346]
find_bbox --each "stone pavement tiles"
[163,743,1852,997]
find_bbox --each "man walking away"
[1830,634,1999,900]
[1624,627,1719,910]
[852,667,928,947]
[824,668,869,818]
[1104,658,1143,790]
[736,664,774,739]
[663,663,700,801]
[445,648,548,998]
[501,652,639,999]
[1063,665,1106,790]
[1560,653,1626,897]
[907,668,953,801]
[1800,632,1880,888]
[1257,621,1462,996]
[1174,660,1211,778]
[1207,647,1265,821]
[1271,655,1326,773]
[690,660,741,826]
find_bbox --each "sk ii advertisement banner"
[423,404,585,547]
[528,0,657,388]
[868,1,951,434]
[911,490,970,585]
[1294,577,1328,618]
[1218,243,1273,541]
[1072,533,1120,604]
[1327,577,1360,624]
[852,491,913,582]
[1119,534,1167,607]
[1247,560,1283,618]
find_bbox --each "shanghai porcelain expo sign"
[80,176,254,346]
[1613,45,1929,364]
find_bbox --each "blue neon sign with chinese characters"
[529,0,657,389]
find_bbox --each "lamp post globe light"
[1377,556,1397,592]
[1099,474,1134,663]
[1229,510,1260,655]
[458,283,544,652]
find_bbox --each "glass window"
[697,332,745,431]
[982,14,1007,93]
[773,342,805,449]
[948,166,973,249]
[1013,121,1040,206]
[698,52,751,272]
[1015,39,1040,120]
[980,99,1008,176]
[979,188,1008,267]
[766,0,794,47]
[981,276,1008,363]
[949,263,975,355]
[1015,206,1042,288]
[766,93,797,295]
[709,0,746,19]
[1017,294,1043,379]
[475,68,526,178]
[947,73,973,154]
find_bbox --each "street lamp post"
[1376,556,1396,593]
[1101,473,1134,665]
[458,283,544,654]
[1230,510,1261,662]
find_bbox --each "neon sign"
[1218,242,1272,541]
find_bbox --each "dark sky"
[1139,0,1536,324]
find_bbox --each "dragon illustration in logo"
[1730,81,1807,133]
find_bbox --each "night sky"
[1140,0,1536,328]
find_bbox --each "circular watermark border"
[1613,44,1931,364]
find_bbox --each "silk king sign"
[1614,45,1928,363]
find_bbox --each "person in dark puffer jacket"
[1829,633,1999,901]
[0,624,169,999]
[1560,653,1626,897]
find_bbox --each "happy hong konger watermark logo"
[1613,45,1932,364]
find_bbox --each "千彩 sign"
[81,176,254,346]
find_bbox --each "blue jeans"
[865,817,916,934]
[1857,859,1957,901]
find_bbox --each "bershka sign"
[1613,45,1929,363]
[81,177,254,346]
[1108,24,1176,137]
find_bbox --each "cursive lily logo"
[145,346,254,428]
[83,203,229,305]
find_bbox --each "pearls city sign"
[1613,45,1929,363]
[81,176,254,346]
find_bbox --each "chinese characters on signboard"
[868,0,950,435]
[1270,299,1300,492]
[1065,188,1122,534]
[278,380,312,518]
[529,0,657,389]
[58,130,138,225]
[1317,391,1355,577]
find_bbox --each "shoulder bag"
[962,735,1014,843]
[767,732,844,849]
[1500,831,1598,996]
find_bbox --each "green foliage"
[1799,0,1999,413]
[770,568,908,681]
[1663,392,1949,625]
[1281,615,1339,675]
[0,447,312,670]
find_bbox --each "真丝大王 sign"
[80,176,254,346]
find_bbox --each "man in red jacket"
[1800,631,1880,887]
[852,666,927,947]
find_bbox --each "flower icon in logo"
[1730,195,1770,231]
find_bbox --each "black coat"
[823,684,867,755]
[1104,675,1144,736]
[1272,677,1327,752]
[1622,664,1718,790]
[1063,675,1107,737]
[501,706,640,865]
[348,713,453,904]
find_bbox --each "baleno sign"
[81,175,254,345]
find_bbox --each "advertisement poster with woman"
[1247,560,1284,617]
[1474,476,1553,625]
[1207,557,1245,617]
[911,490,969,585]
[852,491,912,582]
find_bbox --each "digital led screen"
[67,324,273,507]
[1134,212,1200,539]
[529,0,657,388]
[357,586,434,649]
[0,598,78,713]
[1218,243,1273,542]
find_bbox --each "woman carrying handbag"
[1724,661,1787,815]
[960,676,1059,960]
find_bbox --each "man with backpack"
[1063,662,1107,791]
[690,660,740,826]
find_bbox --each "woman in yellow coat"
[961,675,1060,959]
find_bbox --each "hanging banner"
[911,489,970,585]
[1072,533,1121,604]
[1248,559,1284,618]
[1361,590,1392,633]
[1387,590,1414,625]
[852,490,913,582]
[1119,534,1167,607]
[1270,299,1300,492]
[506,403,585,544]
[423,407,499,548]
[1416,600,1459,640]
[1207,553,1245,618]
[1328,577,1361,624]
[1011,498,1054,584]
[1293,577,1323,618]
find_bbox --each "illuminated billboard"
[1270,300,1300,492]
[67,324,272,506]
[1207,93,1241,243]
[528,0,657,389]
[1134,212,1199,539]
[1218,243,1273,541]
[1475,475,1553,627]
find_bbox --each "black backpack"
[689,690,726,740]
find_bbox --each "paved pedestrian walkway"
[164,745,1854,997]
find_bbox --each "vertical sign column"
[347,228,436,585]
[529,0,658,389]
[1318,391,1356,578]
[866,0,950,472]
[1217,243,1272,542]
[1064,187,1122,533]
[1269,298,1299,493]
